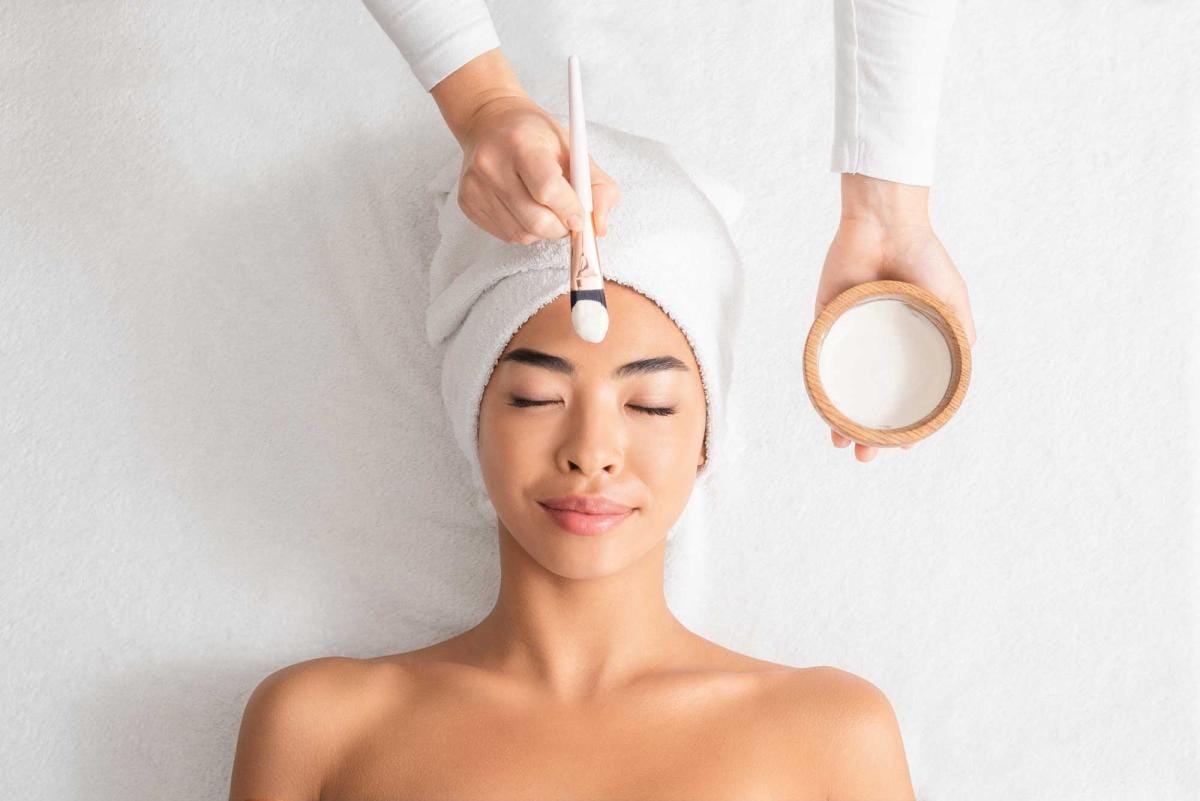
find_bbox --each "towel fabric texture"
[424,120,745,527]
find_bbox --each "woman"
[228,282,914,801]
[226,4,955,796]
[228,118,916,799]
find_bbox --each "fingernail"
[567,214,582,230]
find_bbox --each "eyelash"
[507,396,677,417]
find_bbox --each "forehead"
[501,282,699,371]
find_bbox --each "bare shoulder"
[228,656,403,801]
[775,666,916,801]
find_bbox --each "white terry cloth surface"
[425,118,745,533]
[1,2,1197,800]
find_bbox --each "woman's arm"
[359,0,620,243]
[829,0,956,239]
[821,0,975,463]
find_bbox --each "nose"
[557,397,624,477]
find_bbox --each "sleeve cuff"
[829,0,956,187]
[417,16,501,92]
[362,0,501,92]
[831,137,936,187]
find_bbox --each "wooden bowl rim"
[802,280,972,447]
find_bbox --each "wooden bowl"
[802,280,971,448]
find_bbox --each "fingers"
[855,443,878,462]
[832,428,915,461]
[458,147,571,244]
[477,154,619,243]
[455,99,622,245]
[496,171,569,242]
[458,172,531,244]
[514,150,583,236]
[487,195,537,244]
[832,428,876,461]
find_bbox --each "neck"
[461,518,694,703]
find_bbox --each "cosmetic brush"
[567,54,609,343]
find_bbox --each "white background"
[1,1,1197,799]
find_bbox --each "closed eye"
[507,396,677,417]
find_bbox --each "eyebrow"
[499,347,689,378]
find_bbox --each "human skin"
[430,48,620,245]
[817,174,978,461]
[226,283,916,801]
[429,48,976,464]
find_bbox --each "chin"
[519,521,669,580]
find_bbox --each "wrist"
[431,48,528,146]
[839,173,930,229]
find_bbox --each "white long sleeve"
[832,0,958,186]
[361,0,500,91]
[360,0,956,186]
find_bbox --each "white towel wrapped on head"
[425,120,745,530]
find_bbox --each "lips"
[540,495,633,515]
[540,505,634,536]
[538,495,635,536]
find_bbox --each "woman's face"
[478,282,708,579]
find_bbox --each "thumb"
[813,283,846,320]
[949,286,978,348]
[588,159,620,237]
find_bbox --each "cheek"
[478,395,547,500]
[628,407,706,478]
[478,399,514,473]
